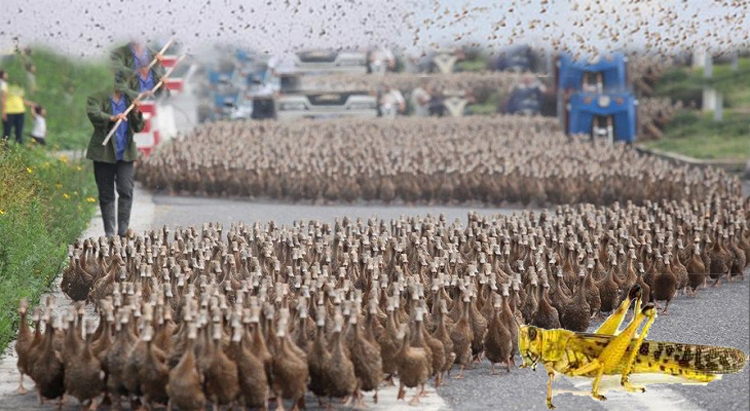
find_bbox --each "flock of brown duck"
[15,190,750,410]
[138,116,741,206]
[638,97,683,140]
[295,72,530,95]
[15,98,749,410]
[298,54,668,96]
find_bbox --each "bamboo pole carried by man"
[102,54,186,147]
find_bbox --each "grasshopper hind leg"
[544,363,557,409]
[620,303,658,393]
[596,285,642,336]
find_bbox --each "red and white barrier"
[161,55,178,68]
[135,101,157,158]
[139,101,156,116]
[162,55,185,95]
[135,56,188,158]
[134,130,161,157]
[166,78,184,93]
[134,90,180,158]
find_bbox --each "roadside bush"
[0,146,97,351]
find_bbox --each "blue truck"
[557,52,637,143]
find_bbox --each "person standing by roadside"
[0,70,7,146]
[29,105,46,145]
[1,71,35,145]
[379,85,406,118]
[369,45,395,74]
[410,79,432,117]
[86,79,145,237]
[25,63,38,96]
[0,69,7,100]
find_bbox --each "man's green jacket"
[85,91,145,163]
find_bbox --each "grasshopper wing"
[566,333,748,382]
[628,340,748,381]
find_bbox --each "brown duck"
[653,253,678,314]
[686,242,707,295]
[272,311,309,411]
[345,305,383,405]
[327,314,358,405]
[430,299,455,386]
[560,273,591,332]
[28,310,65,407]
[395,323,430,406]
[63,319,105,410]
[449,295,474,378]
[204,320,240,410]
[230,320,269,411]
[166,323,206,411]
[307,311,333,404]
[531,283,561,330]
[14,299,33,395]
[483,295,513,374]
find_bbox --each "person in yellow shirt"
[1,76,34,145]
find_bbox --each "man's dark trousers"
[93,160,134,237]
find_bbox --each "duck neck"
[541,288,551,308]
[414,320,426,344]
[65,320,79,352]
[577,276,586,295]
[436,311,447,334]
[397,329,410,358]
[331,330,343,353]
[33,319,42,342]
[18,310,29,337]
[182,338,196,368]
[43,321,55,350]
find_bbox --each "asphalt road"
[0,193,747,411]
[150,193,528,227]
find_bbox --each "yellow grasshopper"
[518,285,749,409]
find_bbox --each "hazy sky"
[1,0,747,58]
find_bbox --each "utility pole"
[730,50,739,71]
[702,52,719,117]
[714,93,723,122]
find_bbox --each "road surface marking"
[560,376,705,411]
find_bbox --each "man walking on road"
[85,79,145,237]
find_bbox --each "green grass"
[644,111,750,161]
[654,58,750,106]
[726,84,750,108]
[455,58,489,72]
[467,102,498,115]
[467,90,502,115]
[0,146,97,352]
[649,58,750,161]
[652,68,703,103]
[1,48,111,149]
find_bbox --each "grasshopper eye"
[528,326,537,340]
